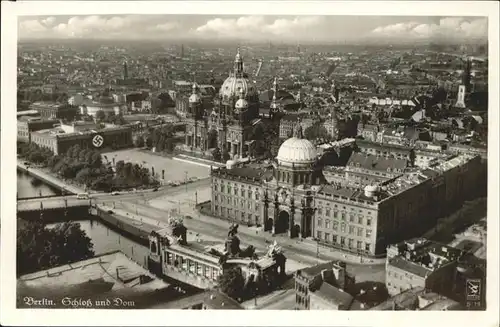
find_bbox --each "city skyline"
[18,15,488,44]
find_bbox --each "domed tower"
[234,88,249,124]
[269,77,280,119]
[218,48,259,122]
[274,122,323,187]
[185,82,205,150]
[189,82,203,120]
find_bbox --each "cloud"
[19,15,180,39]
[371,17,487,40]
[196,16,325,40]
[19,19,48,35]
[41,16,56,26]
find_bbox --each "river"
[17,172,149,265]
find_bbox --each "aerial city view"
[15,15,488,311]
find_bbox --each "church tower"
[270,77,280,119]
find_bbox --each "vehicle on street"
[77,193,89,199]
[111,191,120,195]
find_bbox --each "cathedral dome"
[276,137,317,166]
[219,48,257,105]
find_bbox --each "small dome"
[364,185,379,197]
[235,98,249,110]
[189,82,202,103]
[276,137,317,166]
[189,93,202,103]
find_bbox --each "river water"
[17,172,149,264]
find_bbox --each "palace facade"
[210,124,484,256]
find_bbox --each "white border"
[1,1,499,326]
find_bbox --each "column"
[272,202,279,234]
[301,207,307,239]
[239,139,244,158]
[288,206,295,238]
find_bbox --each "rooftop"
[17,251,171,308]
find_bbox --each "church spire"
[234,48,243,76]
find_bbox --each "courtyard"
[102,149,211,183]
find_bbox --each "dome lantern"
[189,82,202,104]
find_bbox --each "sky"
[18,15,488,43]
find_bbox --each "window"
[234,188,238,195]
[166,252,173,265]
[317,231,322,239]
[189,261,195,273]
[325,220,330,229]
[318,219,322,227]
[318,207,323,215]
[214,184,218,191]
[357,227,363,237]
[366,229,372,238]
[357,241,363,249]
[349,214,355,222]
[349,225,355,234]
[212,269,218,280]
[255,204,260,212]
[255,191,260,200]
[182,258,187,271]
[348,238,353,248]
[227,197,230,204]
[341,223,346,233]
[326,208,331,217]
[367,218,372,226]
[332,221,338,230]
[248,201,252,209]
[340,236,345,246]
[205,266,211,278]
[248,190,253,198]
[324,233,330,242]
[241,190,245,197]
[197,264,203,275]
[332,235,337,243]
[214,195,218,202]
[240,200,244,208]
[341,212,346,221]
[365,243,371,251]
[333,211,338,218]
[358,215,363,224]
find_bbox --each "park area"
[102,149,211,183]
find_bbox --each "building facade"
[30,125,133,155]
[29,101,78,120]
[17,118,59,143]
[210,130,484,256]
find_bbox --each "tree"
[95,110,106,121]
[217,267,245,300]
[134,135,145,148]
[17,221,95,276]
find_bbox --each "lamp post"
[184,171,188,193]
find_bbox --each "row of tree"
[18,142,158,191]
[17,220,94,276]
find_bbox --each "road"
[111,197,385,283]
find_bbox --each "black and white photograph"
[1,1,499,326]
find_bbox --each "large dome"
[220,76,257,102]
[276,137,317,166]
[219,48,258,104]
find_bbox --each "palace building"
[210,122,484,257]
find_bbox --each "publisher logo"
[466,278,481,301]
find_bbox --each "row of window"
[318,219,372,236]
[214,194,260,212]
[317,212,372,226]
[165,251,221,281]
[317,231,371,251]
[295,282,308,295]
[295,294,309,308]
[214,183,260,200]
[214,205,260,224]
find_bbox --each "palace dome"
[276,137,317,166]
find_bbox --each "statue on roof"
[228,223,239,238]
[293,121,303,139]
[266,240,283,258]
